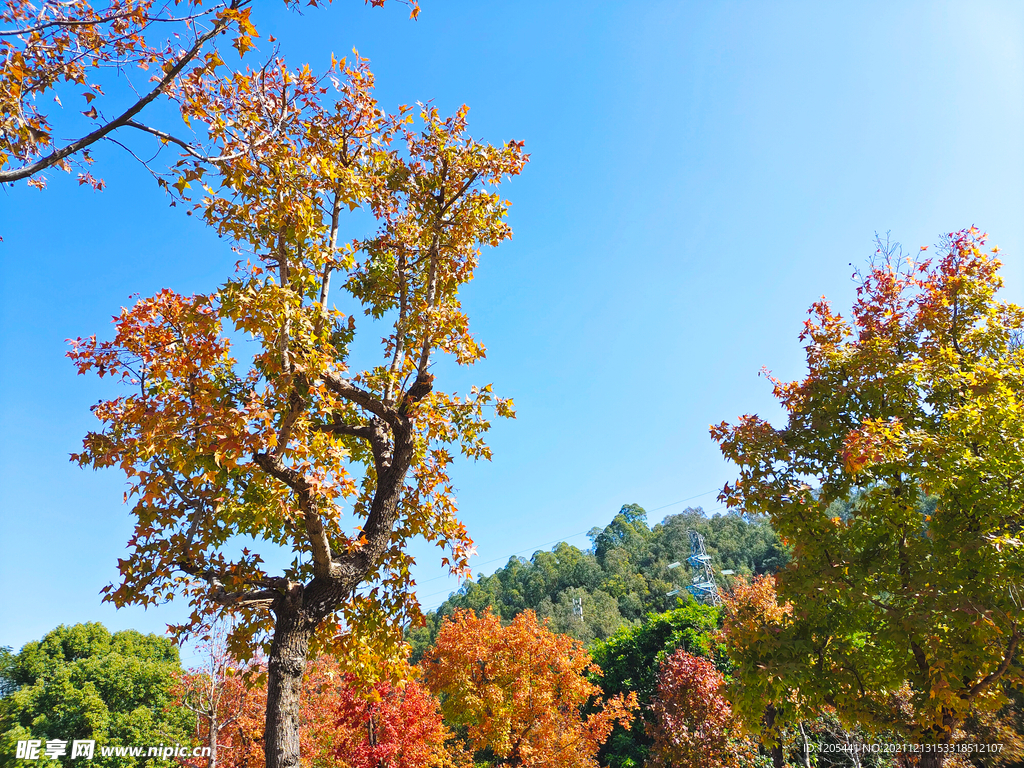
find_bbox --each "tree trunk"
[208,711,218,768]
[264,613,311,768]
[917,715,958,768]
[919,750,948,768]
[763,704,785,768]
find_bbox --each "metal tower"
[685,530,721,606]
[571,596,584,623]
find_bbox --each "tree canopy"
[68,51,526,768]
[0,623,194,768]
[422,608,636,768]
[713,229,1024,766]
[0,0,418,190]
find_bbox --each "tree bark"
[917,713,958,768]
[256,376,429,768]
[264,611,311,768]
[764,704,785,768]
[919,749,949,768]
[208,712,218,768]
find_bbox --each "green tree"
[412,503,786,656]
[590,603,724,768]
[712,229,1024,767]
[0,623,195,767]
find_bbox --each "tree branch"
[0,1,244,183]
[318,184,344,316]
[322,372,401,429]
[274,388,304,459]
[124,120,243,163]
[252,451,334,580]
[175,563,279,607]
[0,5,225,37]
[311,421,374,440]
[965,629,1020,700]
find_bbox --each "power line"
[647,488,723,513]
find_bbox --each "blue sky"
[2,1,1023,658]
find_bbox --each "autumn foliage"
[712,228,1024,765]
[718,576,796,732]
[0,0,419,189]
[422,609,637,768]
[67,42,526,766]
[173,651,462,768]
[327,675,464,768]
[647,649,754,768]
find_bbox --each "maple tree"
[0,0,417,190]
[175,651,460,768]
[712,229,1024,767]
[68,51,527,768]
[646,648,756,768]
[421,608,636,768]
[326,671,464,768]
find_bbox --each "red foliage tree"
[328,675,464,768]
[647,649,755,768]
[176,651,461,768]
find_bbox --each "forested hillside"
[409,504,787,657]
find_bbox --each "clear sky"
[2,1,1023,659]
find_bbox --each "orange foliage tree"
[0,0,418,189]
[421,609,637,768]
[177,652,462,768]
[69,52,527,768]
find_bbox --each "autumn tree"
[712,229,1024,767]
[422,609,636,768]
[68,53,527,768]
[719,574,797,768]
[175,625,262,768]
[647,648,756,768]
[0,0,416,190]
[175,652,462,768]
[327,672,464,768]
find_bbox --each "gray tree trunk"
[264,613,311,768]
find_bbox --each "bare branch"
[124,120,241,163]
[311,421,373,440]
[175,563,279,607]
[0,4,227,37]
[0,1,243,183]
[318,184,344,312]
